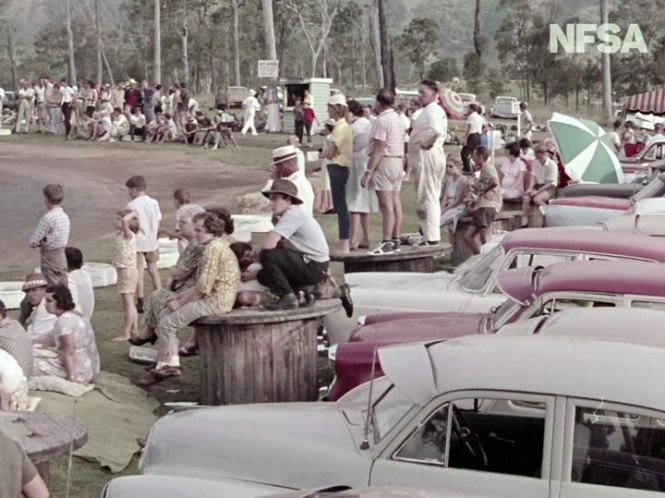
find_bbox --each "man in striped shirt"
[29,184,70,287]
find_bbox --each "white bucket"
[81,263,118,288]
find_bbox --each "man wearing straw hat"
[258,179,330,310]
[263,144,314,215]
[19,273,56,346]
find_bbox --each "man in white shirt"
[408,80,448,245]
[608,119,622,154]
[60,78,75,137]
[241,90,261,136]
[645,122,665,150]
[461,103,484,173]
[19,273,56,346]
[125,175,162,313]
[16,80,35,133]
[520,101,534,139]
[262,145,314,215]
[65,247,95,322]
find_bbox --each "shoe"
[178,345,199,357]
[150,366,181,379]
[370,241,395,256]
[339,283,353,318]
[323,209,336,215]
[136,297,144,314]
[264,293,299,311]
[128,333,157,346]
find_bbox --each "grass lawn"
[0,129,549,497]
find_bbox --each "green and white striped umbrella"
[547,112,624,184]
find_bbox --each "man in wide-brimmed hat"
[19,273,56,346]
[263,145,314,215]
[257,179,330,310]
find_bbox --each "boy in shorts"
[126,175,162,312]
[463,145,501,254]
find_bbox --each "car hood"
[346,271,455,291]
[104,475,284,498]
[548,196,631,211]
[140,403,372,489]
[351,312,485,344]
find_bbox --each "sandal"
[369,241,395,256]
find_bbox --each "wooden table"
[194,299,341,406]
[0,411,88,484]
[330,243,452,274]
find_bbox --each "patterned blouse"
[112,232,137,269]
[173,240,205,292]
[196,237,240,311]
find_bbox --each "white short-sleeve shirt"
[466,112,484,135]
[127,194,162,252]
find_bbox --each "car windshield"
[372,384,415,442]
[633,175,665,202]
[459,245,504,292]
[496,98,513,105]
[489,299,523,331]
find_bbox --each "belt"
[382,156,403,159]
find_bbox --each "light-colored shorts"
[137,250,160,264]
[116,267,139,294]
[373,157,404,192]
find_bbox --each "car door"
[557,398,665,498]
[369,391,556,497]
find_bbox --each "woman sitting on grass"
[32,285,100,385]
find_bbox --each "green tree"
[495,0,535,100]
[427,57,459,82]
[487,68,504,99]
[462,51,484,94]
[396,17,439,80]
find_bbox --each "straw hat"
[270,145,298,166]
[261,179,303,205]
[328,94,347,106]
[22,273,48,292]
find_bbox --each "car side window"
[631,300,665,311]
[644,146,657,161]
[571,406,665,492]
[394,398,547,479]
[507,252,576,270]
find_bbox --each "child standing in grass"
[112,209,139,341]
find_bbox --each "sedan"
[116,331,665,498]
[543,172,665,227]
[327,260,665,400]
[324,227,665,344]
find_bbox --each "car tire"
[0,281,25,309]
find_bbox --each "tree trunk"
[261,0,277,61]
[600,0,612,121]
[473,0,482,57]
[154,0,161,83]
[232,0,241,86]
[377,0,395,92]
[101,46,115,86]
[180,24,189,85]
[7,30,17,90]
[209,36,216,92]
[368,0,383,87]
[65,0,76,83]
[575,87,580,110]
[95,0,103,85]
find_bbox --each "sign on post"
[258,60,279,78]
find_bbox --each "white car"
[489,96,519,119]
[324,228,665,344]
[604,197,665,235]
[112,329,665,498]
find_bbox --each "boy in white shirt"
[125,175,162,312]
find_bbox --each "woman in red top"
[302,98,319,145]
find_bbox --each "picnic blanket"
[34,371,159,472]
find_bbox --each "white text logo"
[549,24,648,54]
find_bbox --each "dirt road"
[0,141,266,272]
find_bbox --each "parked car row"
[103,221,665,497]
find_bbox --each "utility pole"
[377,0,395,92]
[600,0,613,121]
[95,0,102,85]
[154,0,161,84]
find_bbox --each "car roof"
[379,335,665,411]
[500,227,665,262]
[497,260,665,304]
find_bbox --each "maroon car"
[326,260,665,400]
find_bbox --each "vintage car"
[620,136,665,180]
[326,260,665,400]
[324,227,665,344]
[489,96,519,119]
[103,478,455,498]
[543,172,665,227]
[118,332,665,498]
[605,198,665,235]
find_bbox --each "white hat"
[249,89,256,96]
[270,145,298,165]
[328,94,347,106]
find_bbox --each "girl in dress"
[112,209,139,341]
[500,142,527,202]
